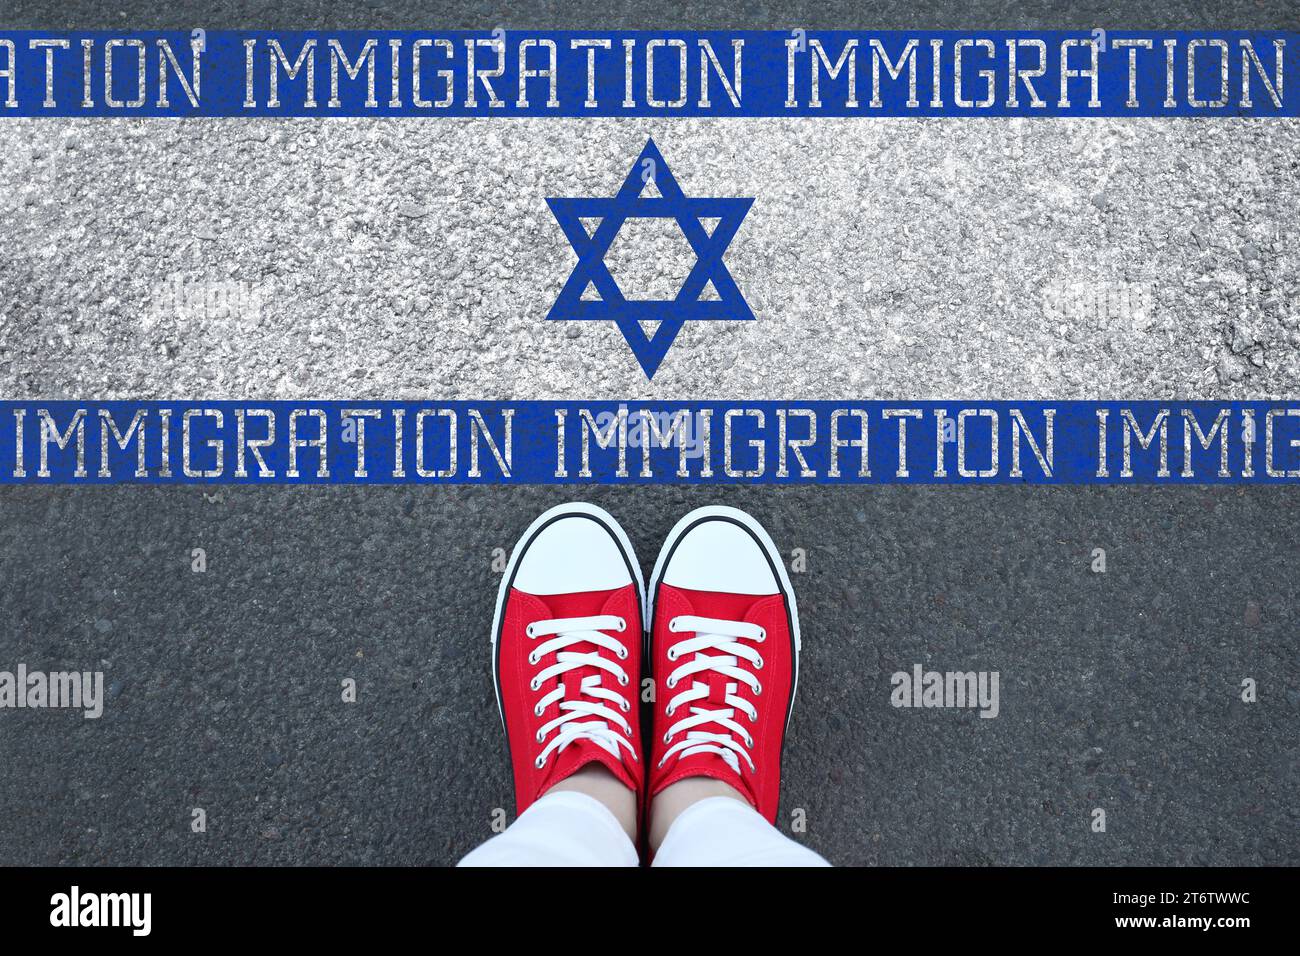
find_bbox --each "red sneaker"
[492,503,645,815]
[646,506,801,823]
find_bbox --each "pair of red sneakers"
[491,503,801,825]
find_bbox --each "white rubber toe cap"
[513,511,635,595]
[661,515,780,595]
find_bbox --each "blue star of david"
[546,139,755,379]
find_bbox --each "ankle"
[544,764,638,843]
[648,777,749,853]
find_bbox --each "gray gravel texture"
[2,118,1298,399]
[0,484,1296,866]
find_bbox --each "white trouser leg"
[653,796,831,867]
[457,790,639,867]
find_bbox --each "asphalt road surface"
[0,484,1295,865]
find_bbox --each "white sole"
[646,505,802,730]
[489,502,645,730]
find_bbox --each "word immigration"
[4,402,1299,486]
[0,30,1294,116]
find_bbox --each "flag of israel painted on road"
[1,30,1298,483]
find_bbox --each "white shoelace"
[660,614,766,776]
[527,614,636,769]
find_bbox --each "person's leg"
[459,503,646,867]
[648,776,741,850]
[459,767,637,867]
[652,790,829,867]
[644,506,830,867]
[547,763,637,837]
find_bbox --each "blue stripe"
[0,30,1295,116]
[4,401,1298,484]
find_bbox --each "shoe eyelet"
[666,648,678,662]
[754,656,764,671]
[615,618,627,632]
[535,730,544,743]
[754,681,762,695]
[619,674,629,686]
[617,646,628,660]
[534,704,544,717]
[668,618,679,633]
[756,628,766,643]
[534,756,546,769]
[744,735,753,748]
[528,652,539,665]
[529,678,541,691]
[665,706,674,717]
[666,677,677,690]
[621,700,631,713]
[662,732,671,744]
[526,624,538,639]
